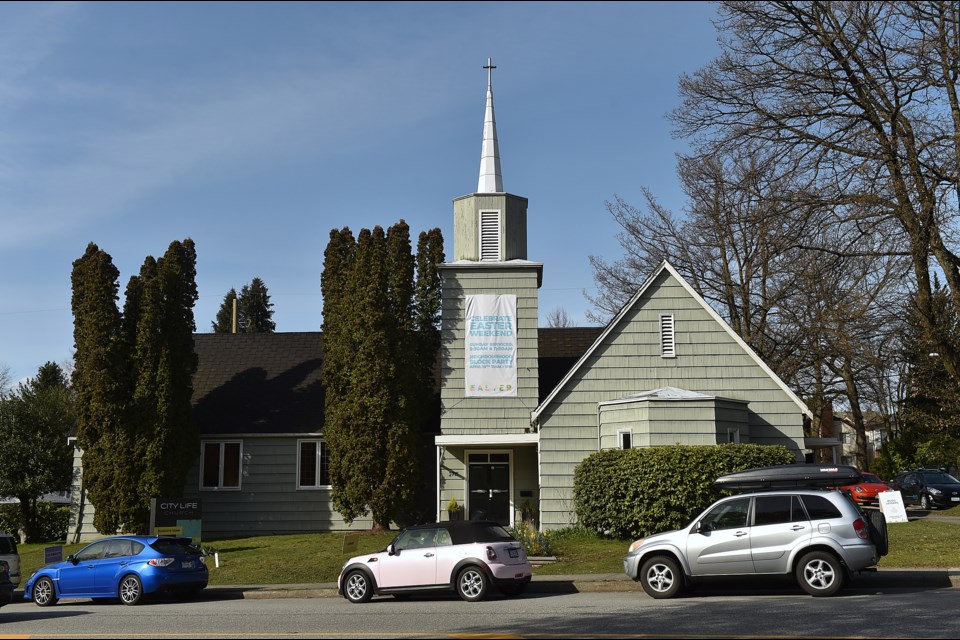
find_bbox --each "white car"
[338,521,532,603]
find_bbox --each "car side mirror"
[387,544,396,556]
[67,554,78,565]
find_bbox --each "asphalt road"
[3,582,960,638]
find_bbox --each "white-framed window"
[727,428,741,444]
[660,314,676,358]
[617,429,633,450]
[201,441,242,490]
[479,210,501,261]
[297,440,331,489]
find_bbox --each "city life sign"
[150,498,202,541]
[464,294,517,397]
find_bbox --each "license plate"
[951,497,959,502]
[508,548,519,558]
[181,560,195,569]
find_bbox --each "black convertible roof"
[713,464,863,492]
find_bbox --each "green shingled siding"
[538,268,806,530]
[453,193,529,262]
[439,265,540,435]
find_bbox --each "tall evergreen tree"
[72,239,199,534]
[211,288,238,333]
[212,278,275,333]
[239,277,276,333]
[322,222,443,529]
[141,240,199,523]
[890,280,960,471]
[71,243,127,534]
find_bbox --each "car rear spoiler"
[713,464,863,492]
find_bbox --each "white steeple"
[477,57,503,193]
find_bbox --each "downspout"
[436,445,443,523]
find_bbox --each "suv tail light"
[853,518,869,540]
[486,546,497,561]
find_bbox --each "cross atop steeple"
[484,57,496,88]
[477,57,503,193]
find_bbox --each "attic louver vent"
[480,211,501,261]
[660,314,676,358]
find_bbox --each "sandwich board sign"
[878,490,908,523]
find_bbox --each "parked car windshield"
[0,537,15,554]
[922,472,959,484]
[863,473,884,484]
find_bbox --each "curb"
[214,568,960,600]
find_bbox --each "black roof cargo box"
[713,464,863,492]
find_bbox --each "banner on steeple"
[464,294,517,397]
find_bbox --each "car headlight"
[929,487,942,495]
[628,539,645,553]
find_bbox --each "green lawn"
[17,506,960,586]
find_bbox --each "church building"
[69,62,810,542]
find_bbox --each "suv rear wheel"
[796,551,844,597]
[639,556,683,599]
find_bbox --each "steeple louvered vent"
[480,211,501,261]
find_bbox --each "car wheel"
[867,510,889,557]
[796,551,845,597]
[119,574,144,606]
[456,566,489,602]
[639,555,683,599]
[33,577,58,607]
[920,493,933,510]
[343,570,373,604]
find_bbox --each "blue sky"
[0,1,721,385]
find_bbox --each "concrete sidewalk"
[214,568,960,600]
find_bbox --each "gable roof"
[191,327,603,436]
[530,261,811,424]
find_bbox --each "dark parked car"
[24,536,208,606]
[889,469,960,510]
[0,561,13,609]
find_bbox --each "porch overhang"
[435,433,540,446]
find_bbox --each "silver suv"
[0,533,19,588]
[624,471,887,598]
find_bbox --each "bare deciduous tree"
[672,0,960,384]
[545,307,573,328]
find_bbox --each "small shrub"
[511,519,554,556]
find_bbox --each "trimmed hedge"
[573,444,796,539]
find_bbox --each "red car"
[840,472,891,507]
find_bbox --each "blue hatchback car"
[24,536,208,606]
